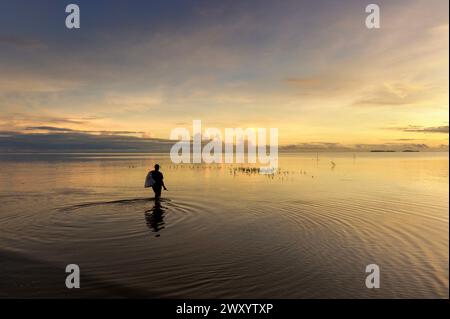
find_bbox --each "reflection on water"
[145,199,166,236]
[0,152,448,298]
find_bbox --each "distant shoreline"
[0,150,448,155]
[370,150,421,153]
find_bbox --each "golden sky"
[0,0,448,150]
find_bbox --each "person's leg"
[156,186,161,198]
[152,185,162,198]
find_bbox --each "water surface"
[0,152,448,298]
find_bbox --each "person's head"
[154,164,160,171]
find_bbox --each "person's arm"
[161,174,167,190]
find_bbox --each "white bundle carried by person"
[144,171,155,188]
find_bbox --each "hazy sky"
[0,0,448,149]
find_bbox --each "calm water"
[0,152,448,298]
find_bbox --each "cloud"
[24,126,147,136]
[26,126,71,132]
[387,125,449,134]
[283,74,360,97]
[353,83,433,106]
[102,93,163,111]
[284,77,322,86]
[0,131,173,152]
[403,126,449,133]
[0,75,81,94]
[0,114,103,132]
[0,35,46,49]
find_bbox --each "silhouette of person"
[147,164,167,198]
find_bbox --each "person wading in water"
[145,164,167,198]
